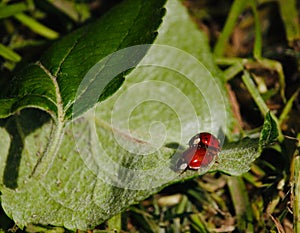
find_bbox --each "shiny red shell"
[178,132,220,172]
[181,146,215,170]
[188,132,220,152]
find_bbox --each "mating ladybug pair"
[178,132,220,172]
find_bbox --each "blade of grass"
[241,70,269,115]
[248,0,262,59]
[189,214,209,233]
[223,60,244,82]
[214,0,262,59]
[175,194,187,215]
[218,56,286,102]
[14,13,59,39]
[241,71,284,142]
[213,0,248,57]
[278,88,300,126]
[227,176,254,232]
[10,39,47,50]
[129,207,161,233]
[292,152,300,232]
[269,214,285,233]
[0,43,21,62]
[278,0,300,46]
[251,195,265,229]
[245,59,286,102]
[215,57,248,66]
[262,59,285,102]
[163,194,188,232]
[243,172,263,187]
[0,2,27,19]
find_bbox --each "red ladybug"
[188,132,220,152]
[178,132,220,172]
[179,146,215,170]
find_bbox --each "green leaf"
[0,0,166,120]
[214,111,281,177]
[213,137,259,175]
[0,0,260,230]
[259,111,280,151]
[211,112,280,177]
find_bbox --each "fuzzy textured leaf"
[259,111,279,150]
[213,137,259,175]
[0,0,263,230]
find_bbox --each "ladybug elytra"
[178,132,220,172]
[188,132,220,152]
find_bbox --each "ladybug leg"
[179,165,188,175]
[178,160,189,174]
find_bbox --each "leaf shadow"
[0,109,50,189]
[165,142,186,173]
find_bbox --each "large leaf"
[0,0,166,120]
[0,0,263,230]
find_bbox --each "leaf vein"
[37,61,64,122]
[53,37,81,77]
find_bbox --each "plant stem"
[278,0,300,46]
[293,153,300,232]
[14,13,59,39]
[248,0,262,59]
[241,71,269,116]
[213,0,248,57]
[278,88,300,126]
[223,61,244,81]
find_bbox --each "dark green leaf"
[0,0,166,120]
[259,111,279,151]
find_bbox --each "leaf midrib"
[37,61,65,124]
